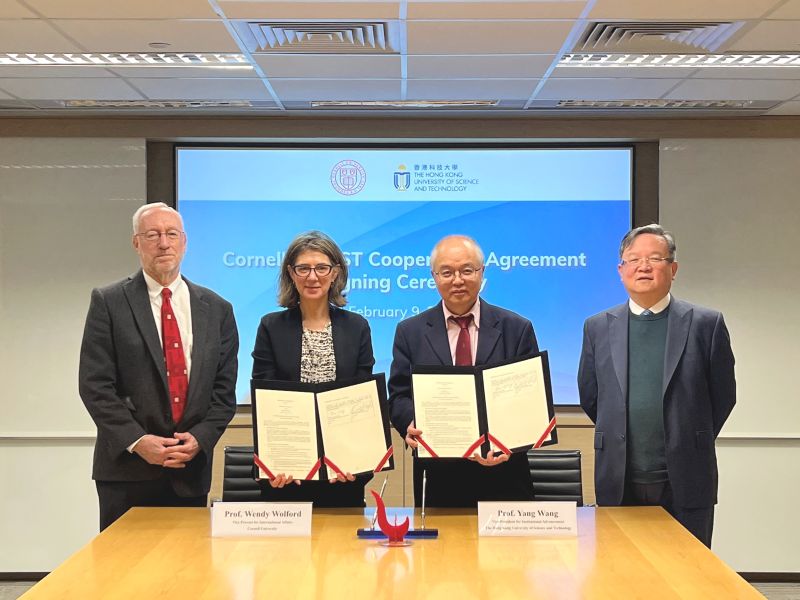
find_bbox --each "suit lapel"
[423,303,453,365]
[287,307,303,381]
[608,304,629,400]
[331,307,348,380]
[663,298,692,395]
[123,271,168,393]
[186,278,209,408]
[475,300,501,365]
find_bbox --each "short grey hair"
[619,224,676,261]
[430,234,485,269]
[277,231,349,308]
[132,202,182,234]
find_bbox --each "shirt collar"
[629,293,671,315]
[143,270,184,299]
[442,298,481,329]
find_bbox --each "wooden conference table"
[23,506,761,599]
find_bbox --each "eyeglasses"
[620,256,673,268]
[291,263,336,277]
[433,265,483,281]
[136,229,184,243]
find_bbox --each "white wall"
[0,138,144,571]
[661,138,800,572]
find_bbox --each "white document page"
[254,388,320,480]
[316,380,388,475]
[482,356,551,450]
[412,373,480,458]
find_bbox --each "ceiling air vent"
[61,100,277,109]
[554,99,775,110]
[235,21,400,54]
[574,21,746,53]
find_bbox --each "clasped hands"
[133,432,200,469]
[405,421,509,467]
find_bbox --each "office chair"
[221,445,262,502]
[527,449,583,506]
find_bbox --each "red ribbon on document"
[305,456,346,480]
[485,433,512,457]
[533,417,558,448]
[413,435,438,458]
[462,435,487,458]
[253,453,276,481]
[373,446,394,472]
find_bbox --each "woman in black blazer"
[252,230,375,507]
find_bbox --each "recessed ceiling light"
[148,42,172,50]
[311,100,497,108]
[561,53,800,67]
[0,53,252,68]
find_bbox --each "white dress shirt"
[442,300,481,366]
[629,293,672,315]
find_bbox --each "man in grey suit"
[79,202,238,530]
[578,224,735,547]
[389,235,538,507]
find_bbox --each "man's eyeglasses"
[620,256,673,268]
[433,265,483,281]
[291,264,336,277]
[136,229,183,243]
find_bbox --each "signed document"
[412,352,556,459]
[253,389,320,480]
[252,374,393,480]
[482,355,554,450]
[412,372,480,458]
[317,380,390,475]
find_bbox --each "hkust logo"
[393,164,411,191]
[330,160,366,196]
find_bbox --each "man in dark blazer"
[389,235,538,507]
[578,224,735,547]
[79,202,238,530]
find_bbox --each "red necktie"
[161,288,188,423]
[450,314,474,366]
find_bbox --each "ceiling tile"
[24,0,218,18]
[551,65,699,79]
[407,78,537,100]
[0,66,116,78]
[110,66,259,78]
[0,86,14,99]
[218,2,399,20]
[0,2,36,17]
[666,78,800,100]
[408,55,554,78]
[0,77,143,100]
[766,100,800,114]
[270,79,402,101]
[690,67,800,80]
[763,0,800,18]
[407,1,586,19]
[255,55,401,78]
[407,20,574,54]
[727,21,800,52]
[132,78,274,100]
[54,19,240,53]
[0,20,82,52]
[590,0,781,20]
[535,78,683,100]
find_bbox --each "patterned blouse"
[300,323,336,383]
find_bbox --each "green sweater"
[627,308,669,484]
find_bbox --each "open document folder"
[251,374,394,481]
[411,352,557,459]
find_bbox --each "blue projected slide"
[176,147,632,405]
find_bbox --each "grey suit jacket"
[578,297,735,508]
[79,270,238,496]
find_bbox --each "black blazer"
[78,270,239,497]
[251,305,375,507]
[578,297,736,509]
[387,299,538,507]
[252,305,374,381]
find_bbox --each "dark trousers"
[414,451,535,507]
[96,477,207,531]
[623,479,715,548]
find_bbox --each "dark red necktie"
[449,314,474,366]
[161,288,188,423]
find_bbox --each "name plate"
[477,501,577,537]
[211,502,312,537]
